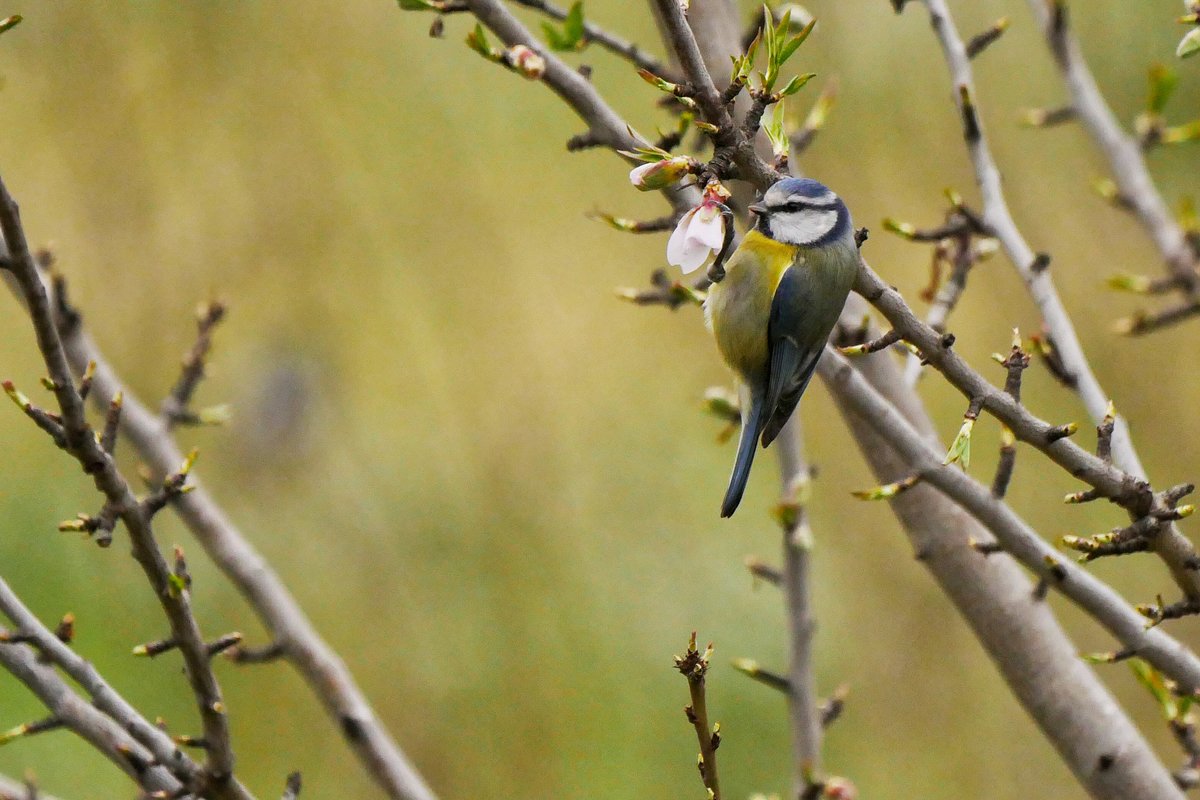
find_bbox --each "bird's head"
[748,177,852,247]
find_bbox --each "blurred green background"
[0,1,1197,798]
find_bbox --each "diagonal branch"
[822,339,1200,691]
[0,177,242,798]
[917,0,1200,603]
[0,577,213,791]
[819,344,1188,797]
[465,0,646,152]
[0,631,185,796]
[511,0,668,75]
[1024,0,1198,290]
[52,322,437,800]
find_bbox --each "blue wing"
[760,265,825,447]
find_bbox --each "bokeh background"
[0,1,1197,798]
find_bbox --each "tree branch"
[0,630,185,796]
[0,577,219,793]
[1024,0,1198,291]
[773,417,823,786]
[819,340,1188,798]
[0,176,241,797]
[50,318,437,800]
[511,0,668,75]
[464,0,646,152]
[917,0,1200,603]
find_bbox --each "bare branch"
[0,577,221,794]
[774,417,823,785]
[52,302,437,800]
[917,0,1200,603]
[674,634,721,800]
[820,341,1200,682]
[0,177,241,795]
[0,626,186,795]
[464,0,646,153]
[1025,0,1198,291]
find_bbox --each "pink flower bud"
[507,45,546,79]
[628,156,692,191]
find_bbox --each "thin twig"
[511,0,668,75]
[160,301,226,428]
[674,634,721,800]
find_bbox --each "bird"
[704,177,858,518]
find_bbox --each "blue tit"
[704,177,858,517]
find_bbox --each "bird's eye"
[777,200,830,213]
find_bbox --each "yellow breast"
[705,230,800,383]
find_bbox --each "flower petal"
[688,206,725,250]
[675,237,711,274]
[666,208,697,267]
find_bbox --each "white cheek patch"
[777,208,838,245]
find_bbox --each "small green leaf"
[778,18,817,66]
[881,217,917,239]
[564,2,585,43]
[851,475,919,501]
[168,572,188,597]
[1105,272,1153,293]
[616,144,671,163]
[764,100,788,158]
[1163,118,1200,144]
[465,23,494,58]
[776,71,815,99]
[1130,659,1179,720]
[943,417,974,469]
[540,22,567,50]
[637,68,679,94]
[1148,64,1177,114]
[802,80,837,130]
[1179,27,1200,58]
[702,386,741,424]
[542,1,586,51]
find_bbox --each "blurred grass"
[0,1,1197,798]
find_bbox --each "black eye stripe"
[773,200,838,213]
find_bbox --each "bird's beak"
[747,203,767,216]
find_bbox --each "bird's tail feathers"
[721,393,764,518]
